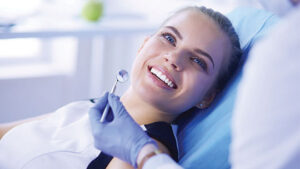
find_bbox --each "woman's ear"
[138,36,150,53]
[196,91,217,109]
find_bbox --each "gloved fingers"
[93,92,109,110]
[89,107,102,123]
[108,93,126,117]
[103,107,114,122]
[89,92,109,122]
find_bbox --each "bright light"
[0,0,41,18]
[0,39,41,58]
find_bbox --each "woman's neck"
[120,87,175,125]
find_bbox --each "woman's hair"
[164,6,242,97]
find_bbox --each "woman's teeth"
[150,68,175,88]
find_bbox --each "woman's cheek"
[130,57,144,83]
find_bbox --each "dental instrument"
[100,69,129,122]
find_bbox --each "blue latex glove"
[88,92,157,167]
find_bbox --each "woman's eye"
[191,57,207,71]
[162,33,176,46]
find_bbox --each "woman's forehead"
[164,10,221,35]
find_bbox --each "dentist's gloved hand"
[88,92,157,168]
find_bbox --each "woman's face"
[130,10,232,115]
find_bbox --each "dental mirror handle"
[100,80,118,122]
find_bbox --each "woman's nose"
[163,52,183,71]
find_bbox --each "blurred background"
[0,0,260,122]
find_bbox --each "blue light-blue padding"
[175,7,279,169]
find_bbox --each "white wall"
[0,35,148,122]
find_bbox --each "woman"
[0,6,241,169]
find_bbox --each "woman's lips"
[147,65,178,90]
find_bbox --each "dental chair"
[175,7,279,169]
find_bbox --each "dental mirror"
[100,69,129,122]
[117,69,129,83]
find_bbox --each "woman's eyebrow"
[194,48,215,68]
[165,26,183,40]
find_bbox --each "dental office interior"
[0,0,259,122]
[1,0,292,168]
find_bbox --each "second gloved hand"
[88,92,157,168]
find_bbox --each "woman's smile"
[147,65,178,90]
